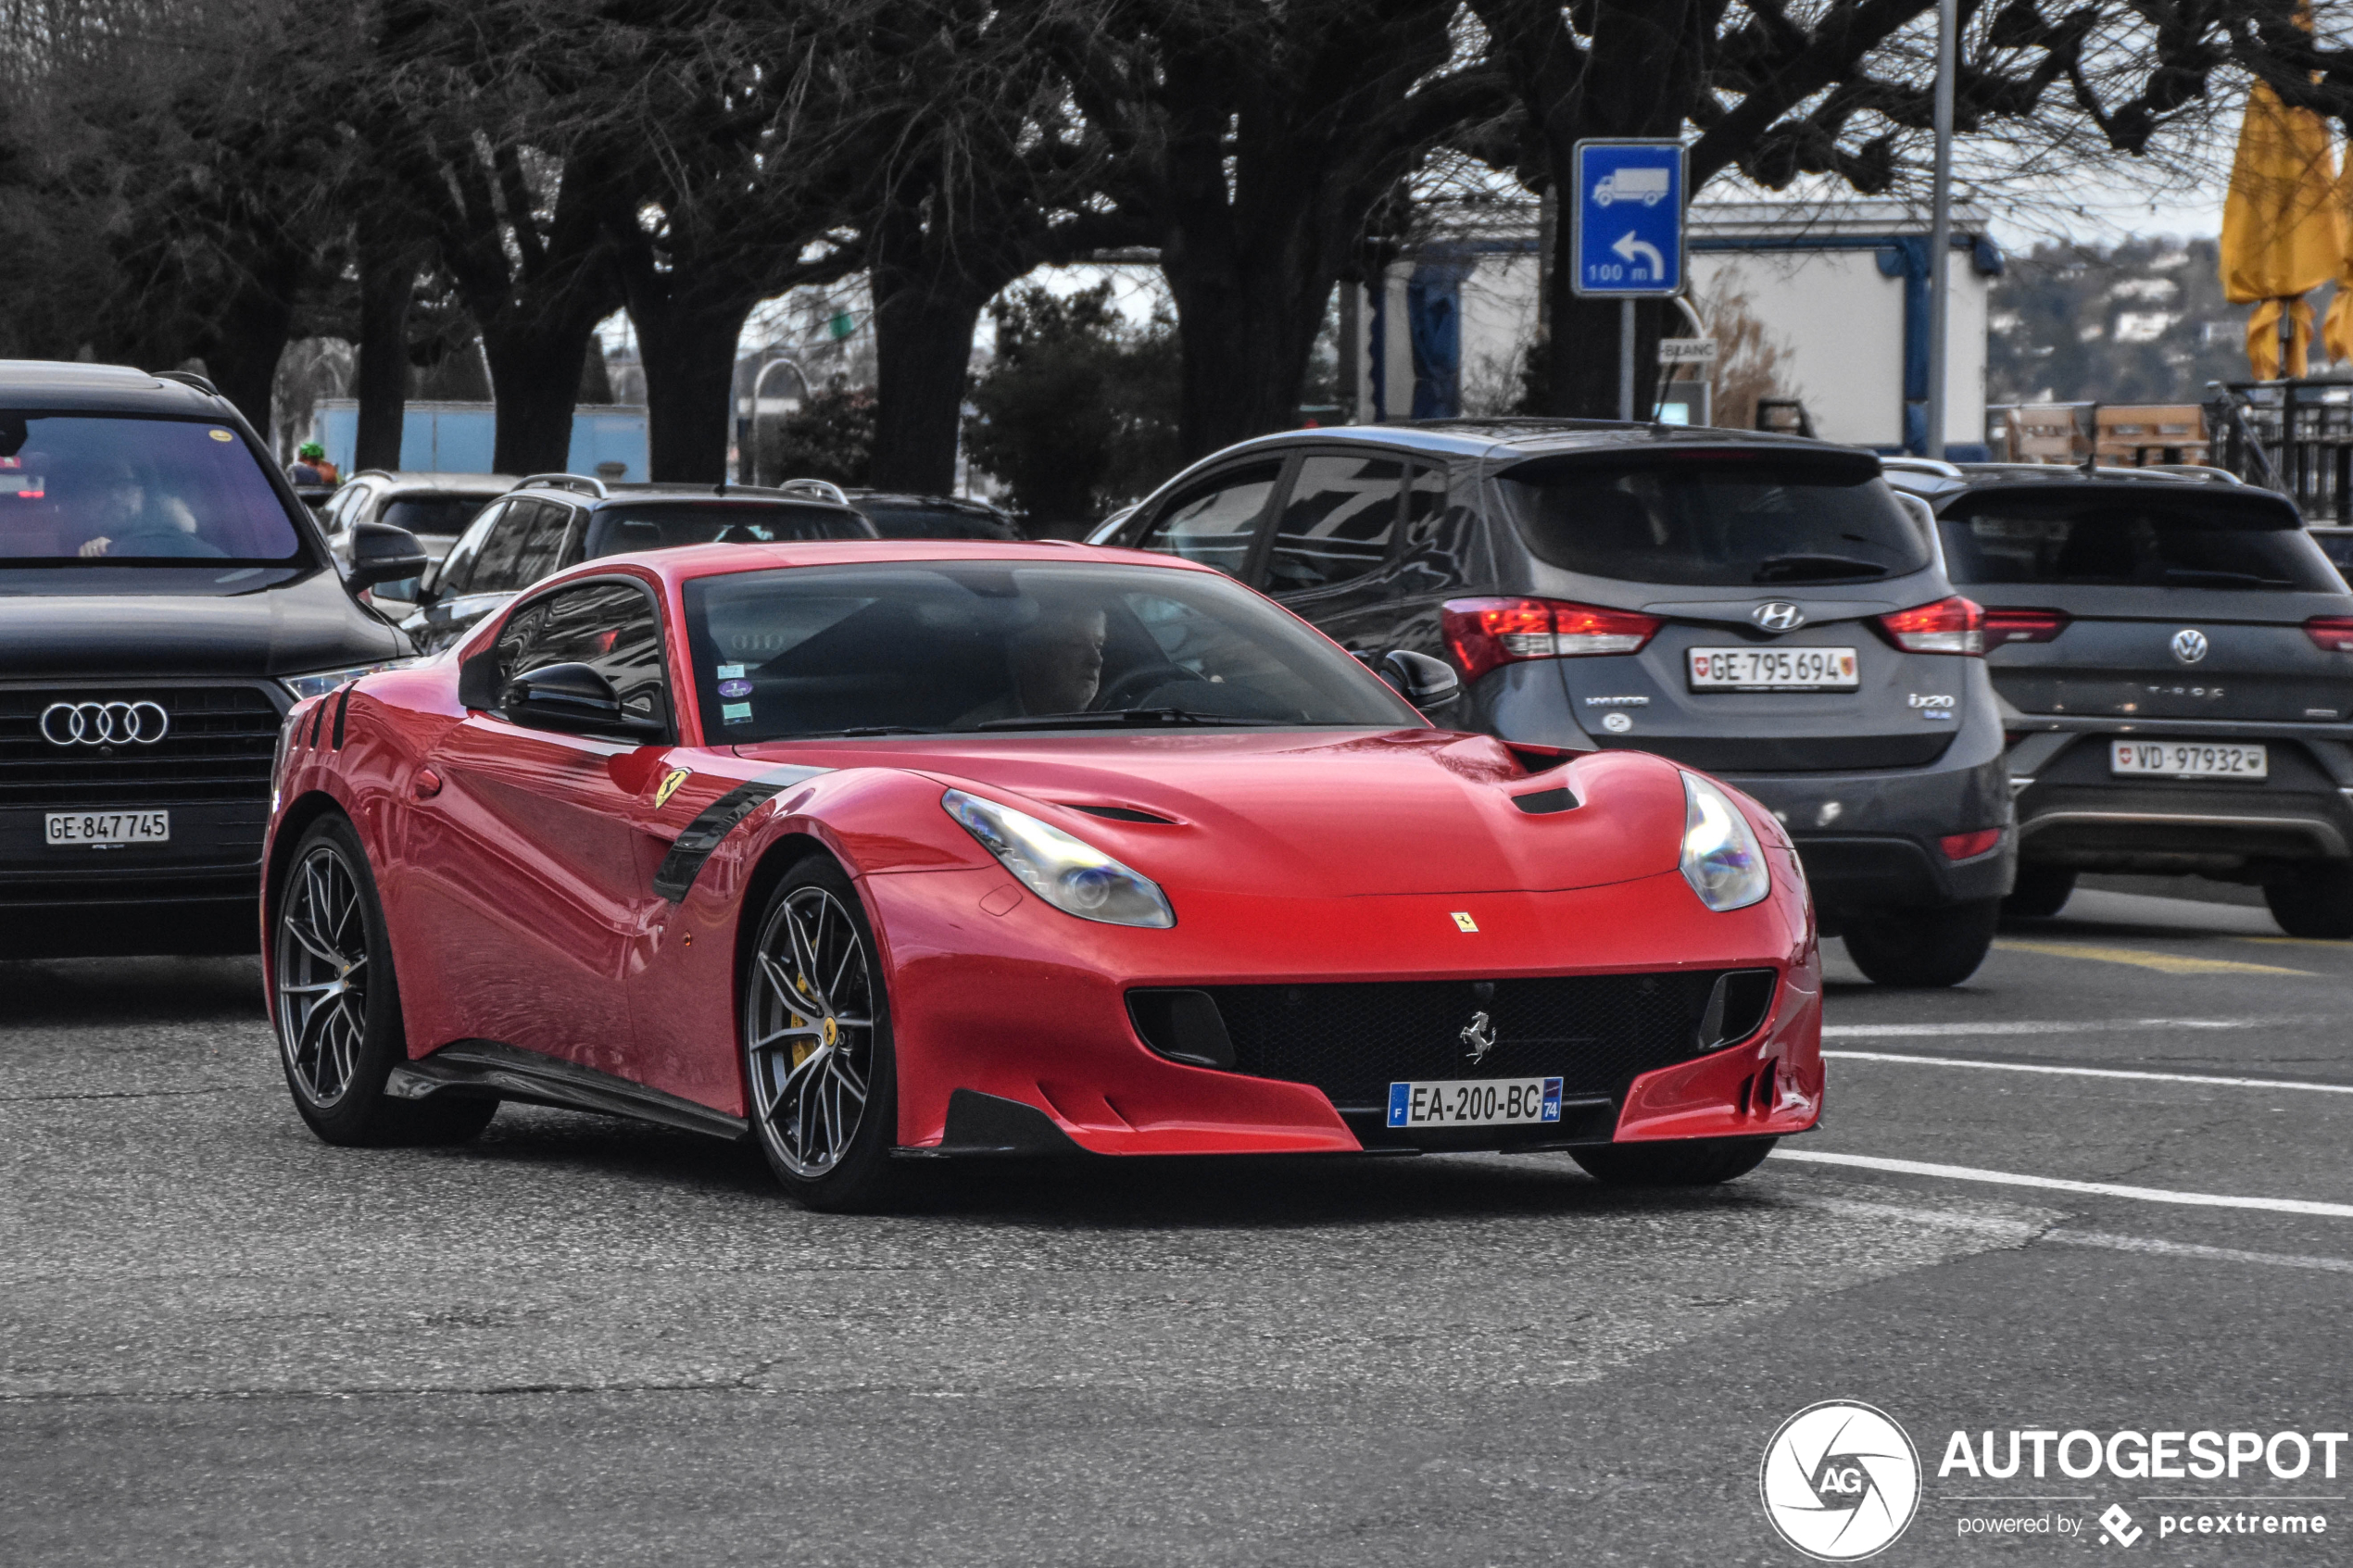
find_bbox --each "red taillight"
[1941,828,2003,860]
[1441,597,1660,682]
[2306,615,2353,652]
[1983,607,2069,645]
[1878,596,1984,656]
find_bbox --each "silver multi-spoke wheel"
[746,883,876,1178]
[275,841,371,1107]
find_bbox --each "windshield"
[582,501,874,559]
[0,413,305,564]
[1500,452,1932,586]
[682,559,1423,740]
[381,494,496,538]
[1936,489,2344,592]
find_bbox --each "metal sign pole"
[1925,0,1957,458]
[1619,301,1636,421]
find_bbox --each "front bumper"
[860,861,1821,1157]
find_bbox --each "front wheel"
[1841,898,2000,988]
[1573,1136,1777,1186]
[2265,863,2353,939]
[273,814,497,1146]
[741,857,900,1210]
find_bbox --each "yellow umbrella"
[2221,81,2338,379]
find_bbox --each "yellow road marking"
[1992,939,2311,977]
[2234,935,2353,949]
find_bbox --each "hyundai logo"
[1751,601,1806,633]
[39,701,170,746]
[2171,628,2209,664]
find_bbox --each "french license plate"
[1387,1077,1564,1128]
[1689,646,1859,690]
[2110,741,2268,780]
[44,810,170,847]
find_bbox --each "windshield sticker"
[717,678,753,698]
[715,663,746,680]
[208,429,234,443]
[721,701,752,724]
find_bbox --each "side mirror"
[1377,648,1462,711]
[347,521,429,590]
[499,661,664,740]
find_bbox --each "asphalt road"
[5,885,2350,1566]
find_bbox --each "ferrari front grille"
[0,684,285,809]
[1180,971,1763,1112]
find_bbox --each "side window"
[498,581,669,728]
[1265,454,1403,595]
[434,503,502,596]
[1133,461,1282,577]
[1403,464,1448,546]
[510,500,576,587]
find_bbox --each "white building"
[1340,198,2000,457]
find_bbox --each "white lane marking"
[1821,1018,2305,1038]
[1823,1049,2353,1096]
[1784,1195,2353,1273]
[2044,1230,2353,1274]
[1771,1148,2353,1219]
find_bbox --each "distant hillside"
[1985,237,2333,406]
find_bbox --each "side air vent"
[1698,969,1778,1051]
[1126,988,1237,1070]
[1064,803,1176,824]
[1512,786,1579,815]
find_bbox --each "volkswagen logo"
[39,700,170,746]
[2171,628,2209,665]
[1752,601,1807,633]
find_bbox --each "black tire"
[1573,1135,1777,1186]
[2002,865,2076,921]
[2265,863,2353,939]
[272,814,497,1147]
[740,856,900,1211]
[1841,898,2000,988]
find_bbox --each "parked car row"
[9,358,2353,975]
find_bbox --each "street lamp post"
[744,357,810,486]
[1925,0,1957,459]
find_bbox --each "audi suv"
[1089,420,2015,986]
[0,361,426,956]
[1885,461,2353,936]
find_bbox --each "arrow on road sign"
[1611,232,1666,281]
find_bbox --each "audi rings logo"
[1759,1401,1921,1561]
[40,701,170,746]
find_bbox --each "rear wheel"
[273,814,497,1146]
[1573,1136,1777,1186]
[741,857,900,1211]
[1841,898,2000,987]
[2265,863,2353,939]
[2002,865,2077,920]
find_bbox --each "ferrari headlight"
[280,660,415,702]
[1680,773,1770,912]
[942,788,1175,928]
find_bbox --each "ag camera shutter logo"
[1760,1400,1921,1561]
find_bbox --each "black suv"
[1090,420,2015,986]
[398,474,879,653]
[0,361,427,956]
[1885,460,2353,936]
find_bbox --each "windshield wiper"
[975,708,1283,730]
[1753,553,1892,583]
[786,725,934,739]
[2160,568,2292,588]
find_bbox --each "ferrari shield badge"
[1451,911,1478,933]
[654,768,690,809]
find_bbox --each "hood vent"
[1063,802,1176,824]
[1512,786,1580,816]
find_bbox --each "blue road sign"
[1571,141,1686,297]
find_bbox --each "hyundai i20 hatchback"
[1092,420,2015,985]
[1887,461,2353,936]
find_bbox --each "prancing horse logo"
[1460,1010,1497,1062]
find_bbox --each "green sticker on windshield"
[721,701,752,724]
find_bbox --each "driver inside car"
[955,602,1107,726]
[70,460,216,558]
